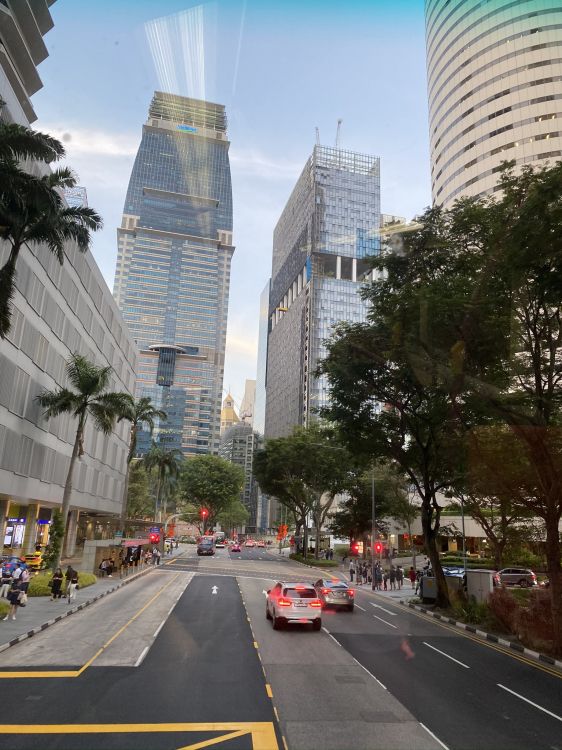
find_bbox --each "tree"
[119,396,167,526]
[0,119,102,337]
[179,454,244,530]
[216,500,249,535]
[37,354,131,569]
[42,510,64,572]
[141,443,183,522]
[125,461,154,520]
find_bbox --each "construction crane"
[335,118,343,149]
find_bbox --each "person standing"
[396,566,404,590]
[65,565,76,597]
[3,580,22,621]
[375,565,383,590]
[67,569,79,603]
[349,560,355,582]
[389,566,397,591]
[0,563,12,598]
[408,566,416,588]
[362,562,368,585]
[19,566,30,594]
[50,568,64,600]
[12,563,23,583]
[383,570,389,591]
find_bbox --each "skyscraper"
[114,92,234,456]
[264,145,380,439]
[426,0,562,208]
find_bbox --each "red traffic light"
[351,542,359,556]
[201,509,208,519]
[374,542,383,554]
[149,532,160,544]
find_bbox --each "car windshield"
[283,588,316,599]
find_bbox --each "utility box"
[466,569,494,603]
[420,576,437,602]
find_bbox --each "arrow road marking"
[211,586,218,595]
[370,602,397,616]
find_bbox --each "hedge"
[289,553,340,568]
[28,571,97,597]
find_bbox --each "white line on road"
[369,602,397,616]
[134,646,149,668]
[352,656,387,690]
[321,626,342,646]
[420,722,449,750]
[373,614,398,629]
[355,604,366,612]
[497,684,562,722]
[423,642,470,669]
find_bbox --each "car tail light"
[322,588,331,595]
[295,585,306,590]
[278,597,292,607]
[309,600,322,608]
[348,589,354,597]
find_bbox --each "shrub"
[516,590,554,652]
[450,597,490,625]
[488,588,520,632]
[0,600,8,617]
[289,553,339,568]
[28,571,97,597]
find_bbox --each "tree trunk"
[314,513,321,559]
[421,497,449,608]
[120,424,137,532]
[545,512,562,656]
[154,472,161,523]
[302,512,309,559]
[54,418,83,571]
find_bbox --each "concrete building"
[114,92,234,456]
[0,0,137,555]
[218,422,261,532]
[220,392,239,435]
[264,144,380,439]
[426,0,562,208]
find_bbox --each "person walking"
[415,570,422,595]
[3,580,22,621]
[50,568,64,600]
[0,563,12,598]
[65,566,76,597]
[389,566,397,591]
[19,566,30,594]
[408,566,416,588]
[67,568,79,603]
[12,563,23,583]
[362,562,368,585]
[396,566,404,590]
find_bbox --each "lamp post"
[371,465,376,590]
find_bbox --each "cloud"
[229,148,302,180]
[36,124,140,158]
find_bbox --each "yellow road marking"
[0,722,279,750]
[0,573,181,679]
[254,641,259,649]
[265,683,273,698]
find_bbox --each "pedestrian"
[349,560,355,582]
[383,571,389,591]
[375,565,383,590]
[12,563,23,582]
[107,556,114,577]
[50,568,64,600]
[408,566,416,588]
[2,580,23,621]
[67,568,79,603]
[19,566,30,594]
[362,563,368,585]
[99,558,108,577]
[415,570,422,595]
[65,565,76,596]
[155,549,161,565]
[389,566,397,590]
[175,540,179,549]
[0,563,12,598]
[396,566,404,590]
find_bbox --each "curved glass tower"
[426,0,562,208]
[114,92,234,456]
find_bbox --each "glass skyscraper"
[114,92,234,456]
[264,145,380,438]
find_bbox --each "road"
[0,544,559,750]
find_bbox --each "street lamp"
[371,465,376,590]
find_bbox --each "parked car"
[314,578,354,611]
[24,551,45,571]
[497,567,538,587]
[266,582,322,630]
[197,538,215,556]
[0,556,27,575]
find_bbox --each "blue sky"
[33,0,430,409]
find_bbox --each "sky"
[32,0,430,411]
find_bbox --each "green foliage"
[119,396,167,464]
[126,461,154,520]
[289,553,340,568]
[216,501,249,533]
[179,454,244,528]
[450,597,493,626]
[0,600,8,617]
[28,571,97,597]
[42,509,64,571]
[142,442,183,522]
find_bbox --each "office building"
[220,392,239,435]
[264,144,380,439]
[239,379,256,426]
[63,186,88,208]
[114,92,234,456]
[426,0,562,208]
[218,422,261,532]
[0,0,137,555]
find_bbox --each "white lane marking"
[321,626,342,646]
[497,683,562,722]
[211,585,218,595]
[373,614,398,629]
[420,722,449,750]
[369,602,397,616]
[153,620,166,639]
[134,646,149,668]
[423,642,469,669]
[262,589,268,597]
[355,604,366,612]
[352,656,387,690]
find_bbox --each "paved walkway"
[0,545,188,651]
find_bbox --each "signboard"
[177,124,197,133]
[149,527,160,533]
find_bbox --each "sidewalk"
[0,545,187,653]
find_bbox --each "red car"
[231,543,241,552]
[257,540,266,548]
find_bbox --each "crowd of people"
[346,558,434,594]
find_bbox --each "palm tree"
[119,396,167,526]
[141,443,183,522]
[37,354,131,569]
[0,111,102,337]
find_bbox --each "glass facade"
[114,92,234,456]
[218,423,262,532]
[265,145,380,438]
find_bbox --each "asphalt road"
[0,569,279,750]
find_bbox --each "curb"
[402,600,562,670]
[0,565,156,655]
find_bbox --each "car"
[24,551,45,571]
[197,539,215,556]
[257,540,266,548]
[314,578,355,611]
[1,556,27,575]
[266,582,322,630]
[231,543,241,552]
[215,541,225,548]
[497,567,538,587]
[245,539,255,547]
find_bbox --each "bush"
[503,547,544,570]
[28,571,97,597]
[488,588,519,632]
[289,553,339,568]
[0,600,8,617]
[450,597,490,625]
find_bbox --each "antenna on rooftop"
[315,126,320,146]
[335,118,343,149]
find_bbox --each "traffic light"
[201,508,208,520]
[149,532,160,545]
[351,541,359,556]
[374,541,383,555]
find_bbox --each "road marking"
[265,683,273,698]
[211,585,218,595]
[0,723,279,750]
[321,626,341,646]
[134,646,149,668]
[355,604,366,612]
[369,602,397,616]
[352,657,387,690]
[420,722,449,750]
[153,620,166,638]
[373,614,398,629]
[254,641,259,649]
[497,684,562,721]
[423,642,470,669]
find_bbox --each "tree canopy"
[179,454,244,530]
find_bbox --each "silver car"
[314,578,355,611]
[498,568,538,587]
[266,582,322,630]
